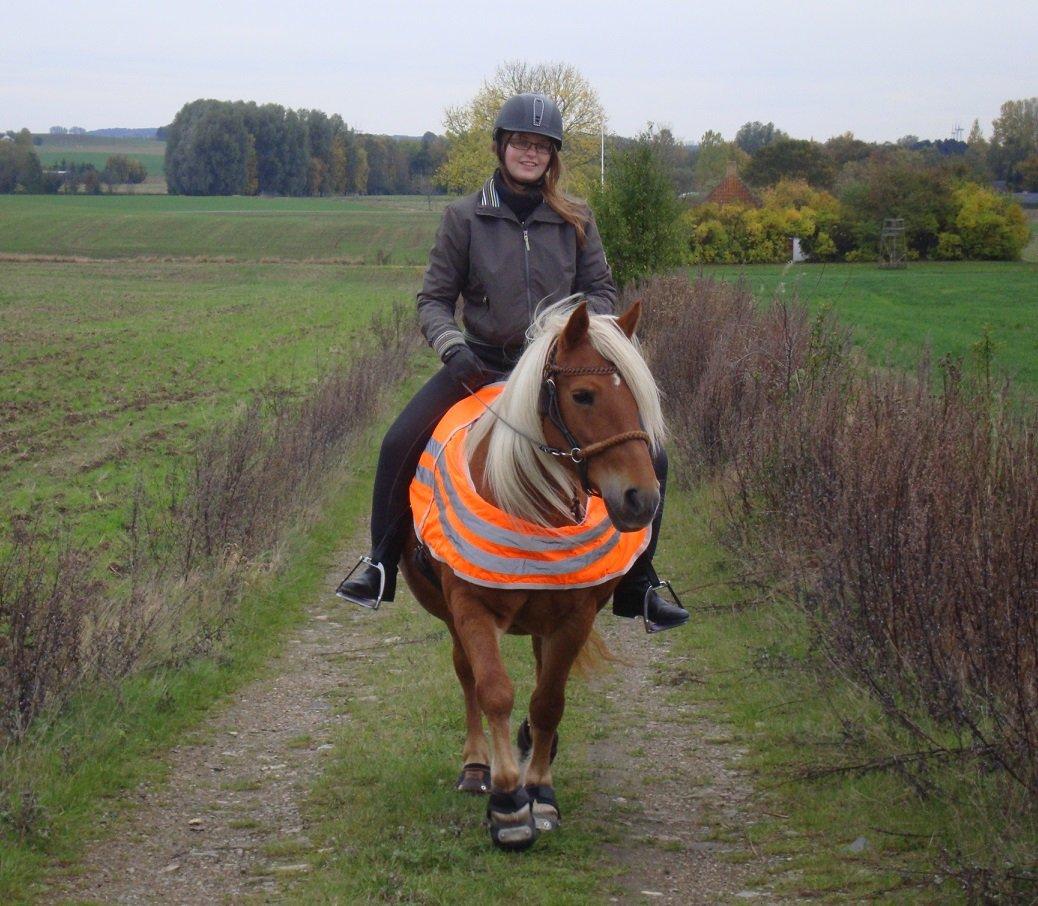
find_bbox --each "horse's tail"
[572,628,630,676]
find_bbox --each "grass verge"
[652,483,1037,903]
[0,371,420,903]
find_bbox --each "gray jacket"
[417,176,618,360]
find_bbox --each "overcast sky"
[3,1,1034,143]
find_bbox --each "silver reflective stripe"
[425,458,622,578]
[423,438,612,551]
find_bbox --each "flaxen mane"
[464,296,666,527]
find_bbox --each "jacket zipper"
[522,223,532,319]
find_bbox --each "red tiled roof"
[703,173,761,208]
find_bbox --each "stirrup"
[335,555,386,611]
[643,578,684,634]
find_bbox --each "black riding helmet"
[493,93,564,150]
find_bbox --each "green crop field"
[0,194,447,262]
[697,261,1038,392]
[0,259,426,545]
[34,135,166,172]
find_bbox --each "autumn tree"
[734,121,786,155]
[743,138,836,189]
[989,96,1038,188]
[438,60,605,196]
[693,130,747,191]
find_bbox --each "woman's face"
[502,132,553,184]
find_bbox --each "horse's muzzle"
[602,484,659,532]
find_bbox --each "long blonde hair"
[496,133,588,247]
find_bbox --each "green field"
[34,136,166,174]
[696,261,1038,391]
[0,259,425,544]
[0,195,446,262]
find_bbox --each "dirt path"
[56,554,773,904]
[588,619,774,903]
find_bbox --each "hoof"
[525,784,561,832]
[486,787,539,851]
[456,762,490,795]
[516,718,559,763]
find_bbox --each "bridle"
[537,342,651,496]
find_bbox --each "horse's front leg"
[524,613,596,831]
[452,597,538,849]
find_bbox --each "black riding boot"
[335,362,503,610]
[611,446,688,632]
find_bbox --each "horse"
[400,297,665,851]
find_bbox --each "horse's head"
[540,300,662,531]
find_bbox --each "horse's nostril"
[624,487,641,510]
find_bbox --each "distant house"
[703,161,761,208]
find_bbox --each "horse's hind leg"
[450,627,491,794]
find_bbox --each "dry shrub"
[635,274,1038,792]
[0,303,421,744]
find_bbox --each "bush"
[936,231,965,260]
[637,274,1038,795]
[836,150,956,259]
[591,127,684,288]
[682,179,841,264]
[951,182,1030,260]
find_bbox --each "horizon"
[2,1,1034,145]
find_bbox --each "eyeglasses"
[508,137,554,156]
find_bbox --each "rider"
[336,92,688,632]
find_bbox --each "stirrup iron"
[643,578,683,634]
[335,555,386,611]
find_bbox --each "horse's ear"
[560,301,590,351]
[616,299,642,339]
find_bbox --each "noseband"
[537,344,651,496]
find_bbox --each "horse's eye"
[572,389,595,406]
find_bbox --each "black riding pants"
[366,364,668,605]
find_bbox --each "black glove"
[442,344,486,390]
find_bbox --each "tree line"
[163,99,446,197]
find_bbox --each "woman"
[336,92,687,632]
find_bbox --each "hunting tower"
[879,218,907,269]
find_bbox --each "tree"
[692,130,747,191]
[835,150,956,258]
[103,154,147,186]
[591,127,683,288]
[990,97,1038,187]
[0,131,43,193]
[438,60,604,195]
[965,118,991,179]
[824,131,873,167]
[734,121,786,155]
[743,138,836,189]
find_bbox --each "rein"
[538,344,651,496]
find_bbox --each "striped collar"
[479,176,500,208]
[476,175,564,224]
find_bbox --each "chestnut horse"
[400,298,665,850]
